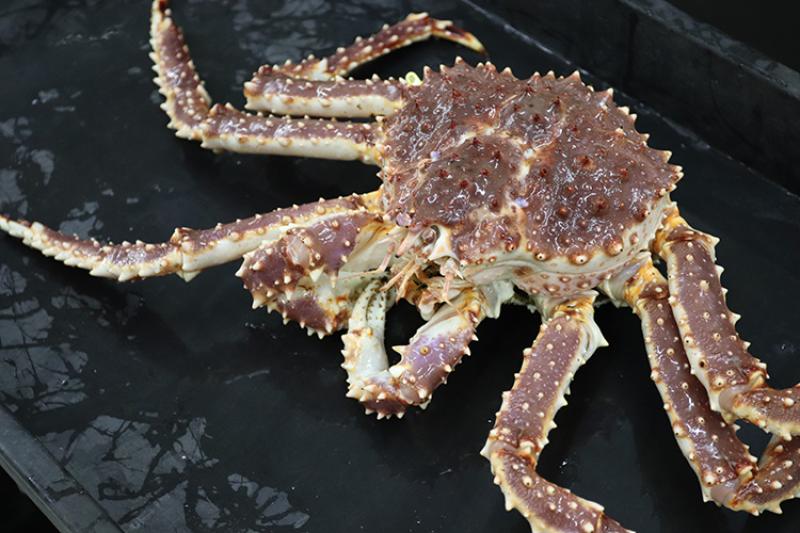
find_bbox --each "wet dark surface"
[0,1,799,532]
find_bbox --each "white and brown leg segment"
[244,72,406,118]
[0,194,375,283]
[481,293,630,533]
[242,13,485,117]
[149,0,209,139]
[609,258,800,514]
[654,209,800,438]
[199,105,379,162]
[150,0,379,162]
[340,281,484,418]
[731,435,800,514]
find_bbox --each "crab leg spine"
[655,209,800,438]
[482,293,631,533]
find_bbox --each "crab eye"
[421,225,439,244]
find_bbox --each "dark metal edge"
[465,0,800,193]
[0,406,121,533]
[624,0,800,99]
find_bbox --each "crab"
[1,1,799,531]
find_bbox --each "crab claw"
[239,209,391,337]
[341,280,484,417]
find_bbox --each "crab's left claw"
[238,204,393,338]
[341,280,483,418]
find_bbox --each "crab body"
[378,62,678,298]
[2,1,800,531]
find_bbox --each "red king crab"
[2,1,800,531]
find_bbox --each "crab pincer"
[341,281,483,418]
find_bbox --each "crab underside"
[2,1,800,530]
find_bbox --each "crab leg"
[244,70,405,118]
[150,0,379,162]
[253,12,485,82]
[654,209,800,439]
[149,0,210,140]
[611,260,756,501]
[340,281,484,418]
[199,104,379,162]
[481,293,630,533]
[730,434,800,514]
[243,12,485,117]
[608,258,800,514]
[0,194,376,283]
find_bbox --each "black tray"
[1,1,799,532]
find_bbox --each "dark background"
[1,0,798,531]
[668,0,800,72]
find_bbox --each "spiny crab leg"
[609,260,755,502]
[150,0,379,162]
[198,104,379,162]
[243,13,485,117]
[606,258,800,515]
[149,0,209,140]
[732,435,800,514]
[654,209,800,439]
[244,70,406,118]
[0,194,375,283]
[250,12,485,82]
[481,293,630,533]
[341,280,484,418]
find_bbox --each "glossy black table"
[1,1,799,532]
